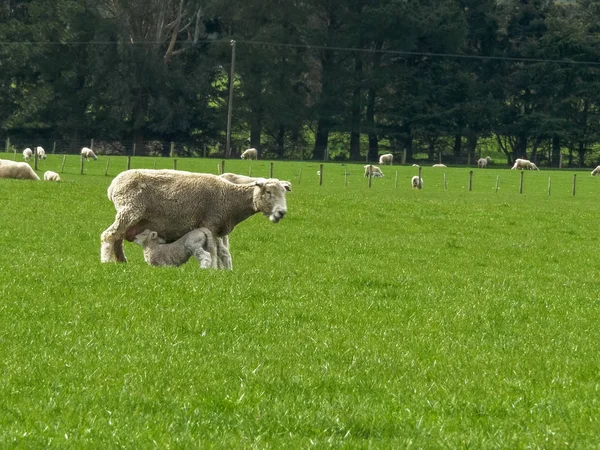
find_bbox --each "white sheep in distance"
[100,170,290,264]
[477,156,492,168]
[219,172,292,192]
[133,228,219,269]
[43,171,61,182]
[411,175,423,189]
[511,158,539,170]
[81,147,98,160]
[0,160,40,180]
[23,148,33,160]
[432,164,447,168]
[591,166,600,176]
[379,153,393,165]
[364,165,384,177]
[36,146,46,160]
[241,148,258,160]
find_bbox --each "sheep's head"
[133,229,166,246]
[253,179,289,223]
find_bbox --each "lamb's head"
[133,229,166,246]
[253,179,289,223]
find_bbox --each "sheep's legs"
[100,209,142,263]
[217,236,232,270]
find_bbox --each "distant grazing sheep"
[36,147,46,160]
[591,166,600,176]
[364,165,384,177]
[511,158,539,170]
[134,228,222,269]
[241,148,258,160]
[81,147,98,161]
[43,171,61,182]
[411,176,423,189]
[23,148,33,160]
[432,164,447,168]
[101,170,290,264]
[477,156,492,168]
[379,153,393,165]
[0,160,40,180]
[412,164,420,168]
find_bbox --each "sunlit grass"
[1,153,599,447]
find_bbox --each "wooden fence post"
[221,160,225,174]
[34,147,39,171]
[104,158,111,176]
[270,162,274,178]
[132,143,136,157]
[319,164,323,186]
[80,154,84,175]
[5,137,9,152]
[170,142,175,158]
[395,171,398,189]
[298,167,302,184]
[444,173,448,191]
[90,139,94,150]
[402,149,407,165]
[572,174,577,196]
[52,141,56,154]
[61,155,67,173]
[345,169,349,187]
[127,156,131,171]
[173,159,178,170]
[495,175,499,193]
[548,177,551,196]
[468,170,473,191]
[519,171,524,194]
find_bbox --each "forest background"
[1,0,599,166]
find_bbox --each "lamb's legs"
[100,209,143,263]
[191,247,213,269]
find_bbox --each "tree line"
[1,0,599,166]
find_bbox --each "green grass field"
[1,152,599,448]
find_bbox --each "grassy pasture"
[1,153,600,448]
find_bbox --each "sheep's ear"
[150,231,158,239]
[254,179,266,188]
[280,181,292,192]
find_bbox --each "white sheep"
[219,172,292,191]
[0,160,40,180]
[432,164,447,168]
[591,166,600,176]
[23,148,33,160]
[43,171,61,182]
[133,228,221,269]
[241,148,258,160]
[364,164,384,177]
[477,156,492,168]
[101,170,290,264]
[379,153,393,165]
[81,147,98,160]
[36,146,46,160]
[412,164,420,168]
[511,158,539,170]
[411,175,423,189]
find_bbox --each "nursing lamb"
[134,228,218,269]
[101,170,289,264]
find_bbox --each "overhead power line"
[0,37,599,66]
